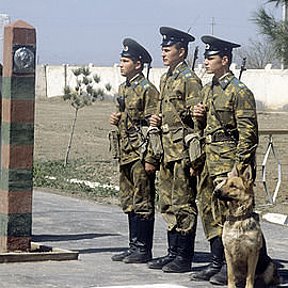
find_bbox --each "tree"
[252,0,288,68]
[63,67,107,167]
[235,37,280,68]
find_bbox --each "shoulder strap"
[181,67,193,79]
[138,78,150,90]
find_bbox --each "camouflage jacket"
[159,61,203,163]
[117,73,160,166]
[201,71,258,176]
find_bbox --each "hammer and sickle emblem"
[14,47,35,72]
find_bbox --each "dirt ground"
[34,97,288,214]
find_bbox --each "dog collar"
[226,211,258,222]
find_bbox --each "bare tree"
[235,38,280,68]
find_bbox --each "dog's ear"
[243,165,253,181]
[228,164,239,178]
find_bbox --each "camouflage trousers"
[158,159,197,234]
[197,161,228,240]
[119,160,155,219]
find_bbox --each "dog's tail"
[255,261,280,287]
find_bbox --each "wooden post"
[0,20,36,252]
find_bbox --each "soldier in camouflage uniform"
[148,27,202,273]
[109,38,160,263]
[191,35,274,285]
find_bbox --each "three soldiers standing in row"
[109,27,275,286]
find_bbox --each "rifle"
[146,62,151,80]
[109,95,125,160]
[191,46,199,71]
[239,57,247,81]
[116,95,125,112]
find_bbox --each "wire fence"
[256,129,288,207]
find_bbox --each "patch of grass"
[33,159,119,199]
[33,99,288,214]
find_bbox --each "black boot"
[111,212,137,261]
[123,215,154,263]
[209,262,227,285]
[146,216,154,260]
[191,236,224,281]
[147,229,178,269]
[162,231,195,273]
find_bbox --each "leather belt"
[205,131,235,143]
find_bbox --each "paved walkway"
[0,190,287,288]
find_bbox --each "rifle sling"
[210,98,238,144]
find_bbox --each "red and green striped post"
[0,20,36,252]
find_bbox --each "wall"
[36,64,288,110]
[0,14,10,64]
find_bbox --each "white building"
[0,14,11,64]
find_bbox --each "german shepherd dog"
[213,165,279,288]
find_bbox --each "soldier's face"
[119,57,141,79]
[204,55,229,77]
[161,45,184,67]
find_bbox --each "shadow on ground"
[32,233,119,242]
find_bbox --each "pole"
[282,1,288,69]
[210,17,215,35]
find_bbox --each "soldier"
[191,35,275,285]
[109,38,160,263]
[148,27,202,273]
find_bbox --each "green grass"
[33,159,119,200]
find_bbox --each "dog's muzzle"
[213,177,233,201]
[213,188,232,201]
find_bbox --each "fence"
[36,64,288,110]
[257,128,288,206]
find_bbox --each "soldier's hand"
[190,167,198,176]
[149,114,161,127]
[145,162,156,175]
[193,103,206,121]
[109,112,121,126]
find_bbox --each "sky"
[0,0,283,67]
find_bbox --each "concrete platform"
[0,190,286,288]
[0,242,78,263]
